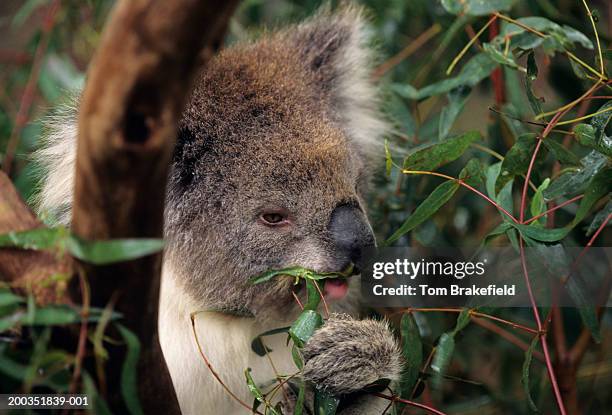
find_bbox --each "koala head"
[164,7,386,319]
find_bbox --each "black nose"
[327,204,375,270]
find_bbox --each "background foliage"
[0,0,611,414]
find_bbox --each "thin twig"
[581,0,605,77]
[471,317,544,362]
[447,15,498,75]
[190,312,264,414]
[372,24,441,79]
[373,392,448,415]
[312,280,330,318]
[2,0,61,174]
[524,195,585,225]
[67,270,90,397]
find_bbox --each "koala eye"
[259,210,290,227]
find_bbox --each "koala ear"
[289,6,386,156]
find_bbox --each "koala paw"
[301,313,401,395]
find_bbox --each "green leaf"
[570,167,611,227]
[416,54,498,99]
[530,179,550,225]
[305,279,322,311]
[439,85,472,140]
[486,162,502,199]
[0,227,67,251]
[497,17,593,54]
[542,138,581,166]
[0,227,165,265]
[385,139,393,177]
[386,180,460,244]
[398,313,422,398]
[82,372,113,415]
[525,51,543,116]
[522,337,540,412]
[483,42,522,70]
[531,244,600,343]
[442,0,515,16]
[0,289,24,307]
[292,344,304,369]
[452,309,471,334]
[289,310,323,348]
[0,310,25,332]
[574,101,612,157]
[514,168,609,242]
[313,387,339,415]
[459,159,485,187]
[250,327,289,357]
[574,124,612,156]
[12,0,46,27]
[497,179,515,219]
[496,133,536,193]
[245,368,265,401]
[249,266,350,286]
[250,266,308,284]
[116,323,144,415]
[587,199,612,236]
[543,151,608,200]
[431,333,455,387]
[294,378,306,415]
[480,222,513,247]
[66,236,164,265]
[403,130,481,171]
[511,223,568,242]
[387,94,416,137]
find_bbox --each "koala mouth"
[322,263,357,300]
[323,278,349,300]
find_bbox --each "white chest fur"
[158,266,296,415]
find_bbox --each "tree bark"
[0,172,72,304]
[70,0,238,413]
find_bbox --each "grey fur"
[302,314,402,395]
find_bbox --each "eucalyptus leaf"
[441,0,515,16]
[431,333,455,387]
[116,323,144,415]
[543,151,608,200]
[496,133,536,193]
[542,138,581,166]
[289,310,323,348]
[386,180,460,244]
[586,199,612,236]
[0,289,24,308]
[66,236,164,265]
[439,85,472,141]
[398,313,422,398]
[417,54,498,99]
[313,387,339,415]
[525,51,543,116]
[403,130,481,171]
[522,337,540,412]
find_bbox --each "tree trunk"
[69,0,238,412]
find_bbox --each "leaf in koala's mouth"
[248,264,355,285]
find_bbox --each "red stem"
[524,195,585,225]
[374,392,448,415]
[2,0,61,174]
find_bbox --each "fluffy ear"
[289,6,386,156]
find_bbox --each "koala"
[35,6,402,415]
